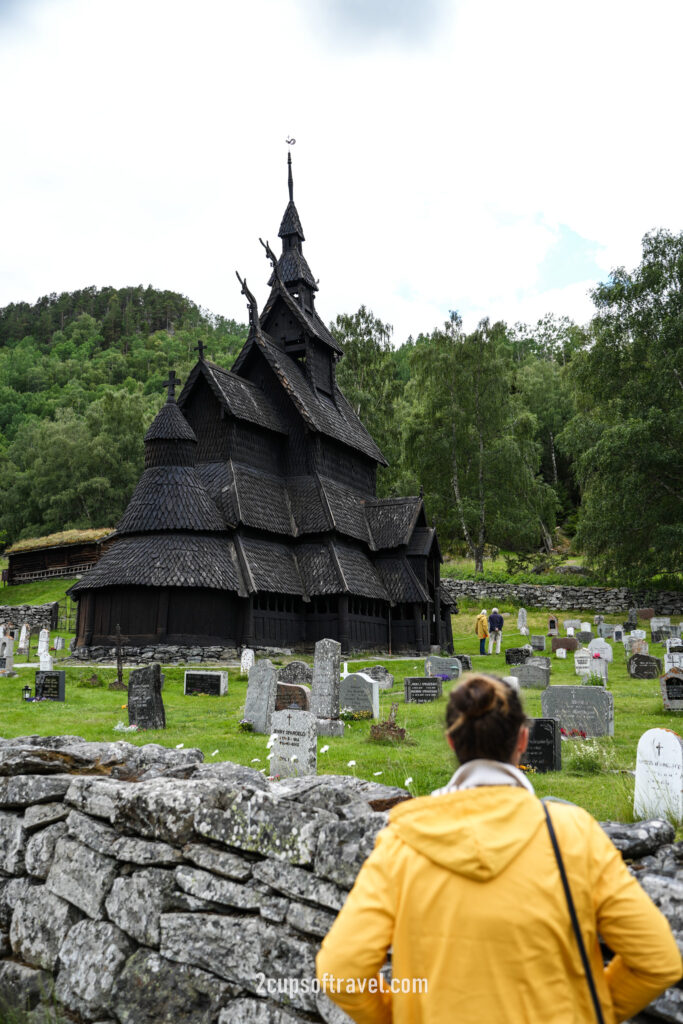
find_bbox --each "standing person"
[316,674,682,1024]
[488,606,503,654]
[474,609,489,655]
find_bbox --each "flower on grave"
[210,749,219,757]
[373,771,383,776]
[404,777,413,786]
[251,757,261,763]
[266,734,278,749]
[592,653,601,659]
[347,760,357,767]
[175,743,184,749]
[290,755,298,763]
[519,765,536,774]
[320,744,330,753]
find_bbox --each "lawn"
[1,594,680,825]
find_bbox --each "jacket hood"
[388,787,546,881]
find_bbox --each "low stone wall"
[442,579,683,615]
[0,737,681,1023]
[0,604,58,632]
[70,644,239,664]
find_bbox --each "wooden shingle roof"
[375,556,430,604]
[144,401,197,443]
[178,360,288,436]
[116,466,225,535]
[366,496,423,549]
[237,535,305,596]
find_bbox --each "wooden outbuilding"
[70,158,453,654]
[6,529,113,585]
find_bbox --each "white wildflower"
[347,760,357,767]
[373,771,383,776]
[290,755,298,762]
[404,777,413,786]
[210,749,219,757]
[266,734,278,749]
[175,743,184,749]
[320,744,330,754]
[251,757,261,763]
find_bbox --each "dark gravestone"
[577,631,593,645]
[652,628,672,644]
[128,663,166,730]
[627,654,663,680]
[524,719,561,772]
[551,636,579,654]
[34,671,66,701]
[530,635,546,652]
[505,648,530,666]
[541,686,614,737]
[638,608,655,620]
[276,682,310,712]
[404,677,443,703]
[452,654,472,671]
[661,669,683,711]
[183,671,228,696]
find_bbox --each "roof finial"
[194,340,205,361]
[286,137,296,201]
[162,370,180,403]
[235,271,259,329]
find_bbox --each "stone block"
[54,920,135,1021]
[111,949,237,1024]
[10,887,82,970]
[24,822,68,880]
[45,836,118,918]
[0,810,26,875]
[314,814,388,888]
[104,868,177,946]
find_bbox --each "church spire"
[270,148,318,301]
[288,150,293,202]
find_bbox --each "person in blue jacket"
[488,607,504,654]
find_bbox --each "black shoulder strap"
[542,802,606,1024]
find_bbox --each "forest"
[0,230,680,589]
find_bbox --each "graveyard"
[2,594,682,824]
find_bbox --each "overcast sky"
[1,0,681,343]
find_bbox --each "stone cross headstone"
[515,663,551,689]
[39,652,53,672]
[556,647,567,659]
[593,615,604,626]
[310,638,341,720]
[269,709,317,778]
[54,636,65,651]
[517,608,527,631]
[660,669,683,711]
[37,628,50,656]
[425,655,462,681]
[627,654,663,679]
[244,659,277,734]
[240,649,255,676]
[183,670,228,696]
[530,635,546,652]
[524,719,561,772]
[275,683,310,712]
[664,653,683,674]
[552,636,579,654]
[627,608,638,628]
[634,728,683,820]
[588,638,613,663]
[541,685,614,737]
[364,665,394,690]
[404,677,443,703]
[34,670,66,702]
[574,649,592,677]
[340,673,379,718]
[277,661,313,687]
[128,664,165,729]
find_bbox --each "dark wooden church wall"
[252,592,304,648]
[308,341,333,395]
[183,377,230,462]
[166,588,239,644]
[348,596,387,650]
[304,596,340,646]
[317,438,376,494]
[390,602,430,652]
[230,421,283,475]
[88,586,161,644]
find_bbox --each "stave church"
[71,157,454,654]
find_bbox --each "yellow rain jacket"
[474,613,489,639]
[316,788,681,1024]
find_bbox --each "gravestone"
[364,665,394,690]
[54,636,65,651]
[34,670,66,702]
[37,628,50,655]
[39,652,54,671]
[666,638,683,655]
[524,719,561,772]
[634,728,683,820]
[593,614,604,626]
[519,627,529,637]
[586,656,608,684]
[277,661,313,687]
[530,635,546,652]
[517,608,527,631]
[626,608,638,628]
[269,709,317,778]
[628,654,663,679]
[505,647,530,666]
[452,654,472,671]
[243,660,277,734]
[664,653,683,674]
[515,663,551,689]
[660,669,683,711]
[555,648,567,660]
[577,631,593,645]
[183,670,228,696]
[574,649,592,677]
[638,608,655,620]
[18,623,29,654]
[552,636,579,654]
[128,664,165,729]
[240,648,255,676]
[0,638,14,676]
[527,656,551,670]
[502,675,520,691]
[275,682,310,712]
[626,638,648,657]
[671,625,683,640]
[425,655,462,681]
[340,673,379,718]
[613,627,624,644]
[563,619,581,632]
[547,616,559,637]
[310,638,341,720]
[404,677,443,703]
[652,628,672,644]
[566,627,575,637]
[588,638,613,663]
[541,686,614,737]
[651,617,672,632]
[580,622,591,633]
[631,629,647,641]
[597,623,615,640]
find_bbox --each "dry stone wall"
[442,579,683,616]
[0,604,59,632]
[0,736,681,1023]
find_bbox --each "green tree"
[559,230,683,584]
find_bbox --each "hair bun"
[456,676,500,720]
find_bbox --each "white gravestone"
[666,637,683,654]
[588,638,613,663]
[517,608,527,631]
[339,673,379,718]
[574,649,592,677]
[240,649,255,676]
[651,617,671,632]
[0,638,14,676]
[566,627,575,637]
[631,629,647,641]
[243,660,277,734]
[634,728,683,821]
[555,647,567,659]
[587,656,608,683]
[39,652,54,672]
[519,627,529,637]
[269,709,317,778]
[37,629,50,656]
[563,619,581,632]
[580,622,591,633]
[665,653,683,674]
[502,675,519,691]
[18,624,29,652]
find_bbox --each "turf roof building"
[71,157,453,654]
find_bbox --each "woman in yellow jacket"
[474,608,489,655]
[316,674,681,1024]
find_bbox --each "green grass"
[1,599,679,825]
[0,577,76,607]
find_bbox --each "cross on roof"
[162,370,180,402]
[195,340,205,361]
